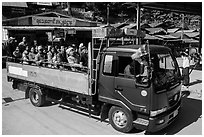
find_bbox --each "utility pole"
[198,17,202,54]
[136,2,141,45]
[107,3,110,26]
[107,3,110,47]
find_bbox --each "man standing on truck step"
[35,46,46,66]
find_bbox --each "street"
[2,68,202,135]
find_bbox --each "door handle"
[115,87,123,91]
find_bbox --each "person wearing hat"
[66,47,81,71]
[181,50,190,89]
[35,45,46,66]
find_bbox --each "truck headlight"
[150,107,167,117]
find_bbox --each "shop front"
[2,12,98,48]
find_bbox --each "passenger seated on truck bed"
[79,45,88,67]
[22,46,30,64]
[13,46,22,63]
[35,46,46,66]
[28,46,36,64]
[66,47,82,71]
[47,46,57,68]
[56,45,68,69]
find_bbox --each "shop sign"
[37,2,52,6]
[92,27,123,38]
[124,28,146,38]
[65,29,76,34]
[32,16,76,26]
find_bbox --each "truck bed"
[7,62,90,95]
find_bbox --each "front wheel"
[29,87,45,107]
[108,106,133,133]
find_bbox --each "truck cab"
[98,44,182,132]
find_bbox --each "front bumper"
[133,100,181,132]
[147,100,181,132]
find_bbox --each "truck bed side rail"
[7,57,88,73]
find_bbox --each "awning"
[182,39,199,43]
[121,23,137,29]
[155,35,178,40]
[145,27,167,35]
[185,32,200,38]
[144,34,162,40]
[167,28,181,33]
[141,2,201,15]
[170,32,190,39]
[2,2,28,8]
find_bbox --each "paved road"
[2,68,202,135]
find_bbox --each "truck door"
[98,53,116,99]
[114,54,149,112]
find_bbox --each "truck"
[6,27,182,133]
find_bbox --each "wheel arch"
[99,96,133,121]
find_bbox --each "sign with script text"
[32,16,76,26]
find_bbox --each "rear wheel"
[108,106,133,133]
[29,87,45,107]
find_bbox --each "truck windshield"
[151,52,180,92]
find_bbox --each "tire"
[108,106,133,133]
[29,87,45,107]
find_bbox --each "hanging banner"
[65,29,76,34]
[54,29,64,37]
[32,16,76,26]
[2,28,8,41]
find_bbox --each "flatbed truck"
[7,27,182,133]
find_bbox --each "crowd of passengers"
[6,37,88,71]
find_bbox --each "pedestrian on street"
[181,51,190,89]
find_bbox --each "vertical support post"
[136,2,141,45]
[107,4,110,47]
[199,17,202,54]
[51,30,54,47]
[107,4,110,26]
[88,41,92,95]
[181,14,184,40]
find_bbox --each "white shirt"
[182,56,190,68]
